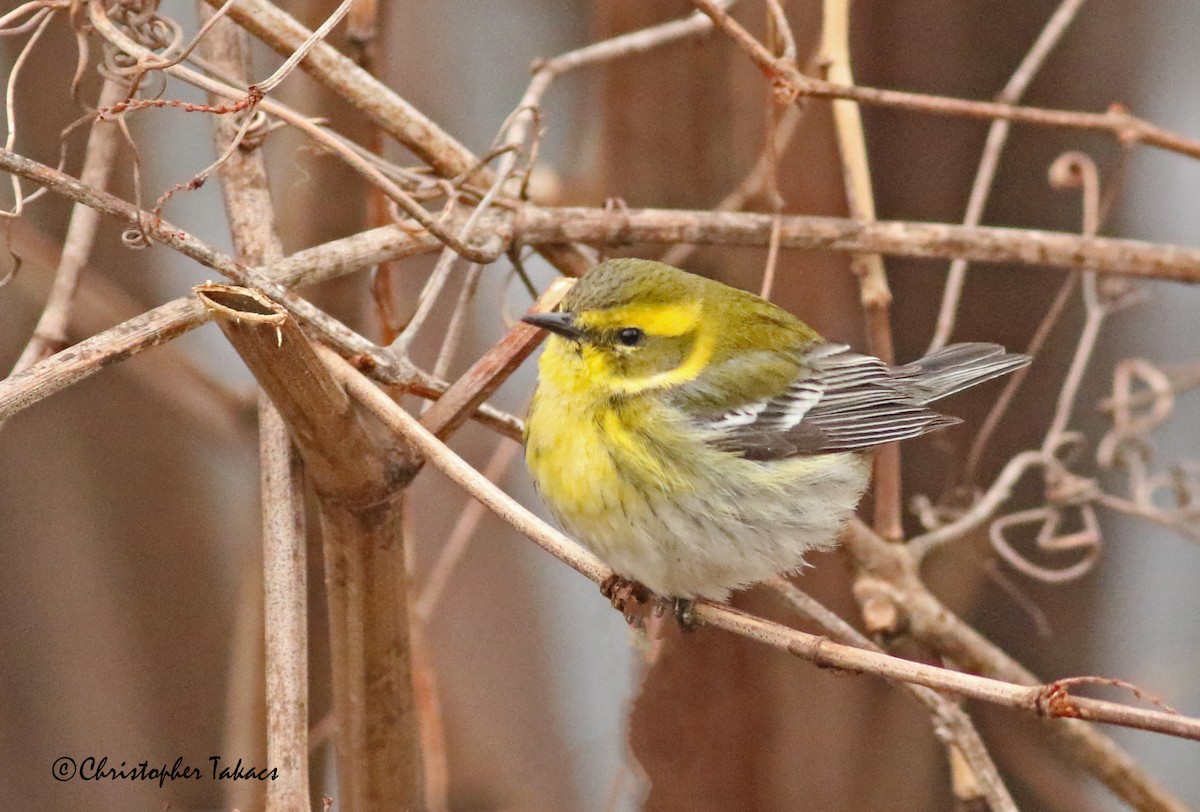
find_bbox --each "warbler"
[523,259,1029,602]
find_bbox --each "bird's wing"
[698,343,959,460]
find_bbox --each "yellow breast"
[524,336,873,598]
[526,337,678,526]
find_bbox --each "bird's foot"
[600,574,651,627]
[671,598,700,631]
[649,597,702,631]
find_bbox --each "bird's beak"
[522,311,583,340]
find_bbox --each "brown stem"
[844,519,1189,812]
[767,580,1016,812]
[7,78,125,378]
[515,206,1200,283]
[329,350,1200,747]
[199,0,592,277]
[418,278,573,441]
[200,13,309,809]
[927,0,1090,353]
[9,134,1200,281]
[198,284,424,811]
[258,396,309,811]
[6,140,1200,282]
[692,0,1200,159]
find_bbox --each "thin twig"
[691,0,1200,159]
[253,0,354,95]
[927,0,1089,352]
[537,0,734,78]
[962,273,1076,484]
[415,438,522,621]
[328,350,1200,744]
[430,262,484,383]
[200,13,308,808]
[6,77,124,375]
[1041,152,1104,452]
[660,94,809,269]
[1,0,55,220]
[763,0,796,65]
[767,580,1016,812]
[759,214,783,298]
[820,0,900,541]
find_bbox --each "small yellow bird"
[523,259,1028,604]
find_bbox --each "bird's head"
[523,259,814,403]
[523,259,716,396]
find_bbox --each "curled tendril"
[911,486,981,532]
[1093,357,1200,536]
[980,433,1105,583]
[238,109,274,151]
[1098,359,1174,469]
[107,1,178,53]
[1047,150,1094,189]
[96,51,134,80]
[121,227,152,249]
[1141,465,1200,517]
[1049,150,1100,245]
[990,503,1102,584]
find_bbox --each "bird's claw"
[672,598,700,631]
[600,574,651,627]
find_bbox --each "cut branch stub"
[197,283,420,492]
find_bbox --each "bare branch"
[200,14,308,809]
[819,0,900,541]
[327,350,1200,745]
[845,519,1189,812]
[199,0,592,277]
[6,78,125,377]
[516,206,1200,283]
[199,285,424,809]
[768,580,1016,812]
[692,0,1200,159]
[928,0,1090,352]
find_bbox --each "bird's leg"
[599,574,650,626]
[651,596,702,630]
[672,598,700,631]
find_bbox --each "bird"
[522,258,1029,607]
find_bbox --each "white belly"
[553,450,870,600]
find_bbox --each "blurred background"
[1,1,1198,810]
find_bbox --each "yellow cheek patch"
[577,300,702,337]
[609,328,716,395]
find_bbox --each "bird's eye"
[617,327,645,346]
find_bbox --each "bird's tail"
[894,343,1031,404]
